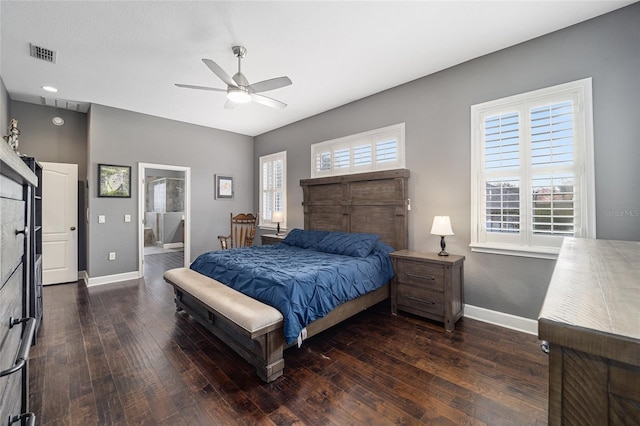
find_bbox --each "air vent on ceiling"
[40,97,90,113]
[29,43,56,64]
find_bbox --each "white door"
[41,162,78,285]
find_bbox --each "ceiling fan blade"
[224,99,239,109]
[250,93,287,109]
[248,76,292,93]
[233,72,250,87]
[202,58,237,87]
[175,83,226,92]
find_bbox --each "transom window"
[470,79,595,259]
[311,123,405,178]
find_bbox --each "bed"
[164,168,409,381]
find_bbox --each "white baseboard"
[464,304,538,336]
[78,270,88,284]
[162,242,184,249]
[86,271,141,287]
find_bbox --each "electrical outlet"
[108,252,116,261]
[124,214,131,223]
[98,215,106,224]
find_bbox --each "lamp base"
[438,235,449,256]
[275,223,280,236]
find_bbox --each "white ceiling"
[1,1,634,137]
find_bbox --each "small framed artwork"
[215,174,234,199]
[98,164,131,198]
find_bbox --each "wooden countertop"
[538,237,640,366]
[0,141,38,186]
[390,249,465,265]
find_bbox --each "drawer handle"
[540,340,550,355]
[404,272,435,281]
[405,295,435,305]
[0,317,36,378]
[15,226,29,236]
[9,412,36,426]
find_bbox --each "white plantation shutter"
[375,137,398,164]
[530,102,576,243]
[484,112,520,172]
[471,79,595,258]
[485,177,520,234]
[353,144,372,167]
[259,151,287,227]
[310,124,405,177]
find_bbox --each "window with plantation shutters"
[471,79,595,259]
[310,123,405,178]
[259,151,286,228]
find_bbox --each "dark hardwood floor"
[29,252,548,425]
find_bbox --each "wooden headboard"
[300,169,410,250]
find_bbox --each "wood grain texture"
[539,238,640,425]
[30,251,549,425]
[538,238,640,365]
[0,141,38,187]
[391,250,465,332]
[301,168,409,250]
[1,144,34,425]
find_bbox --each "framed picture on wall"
[98,164,131,198]
[215,174,234,199]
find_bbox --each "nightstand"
[261,234,286,245]
[390,249,465,332]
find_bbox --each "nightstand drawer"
[397,283,444,316]
[395,260,444,291]
[390,250,465,332]
[261,234,286,245]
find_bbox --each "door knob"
[70,226,76,231]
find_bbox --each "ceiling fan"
[175,46,292,109]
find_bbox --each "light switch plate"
[98,215,106,224]
[124,214,131,223]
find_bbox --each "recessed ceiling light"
[42,86,58,93]
[52,116,64,126]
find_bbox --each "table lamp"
[272,211,284,236]
[431,216,454,256]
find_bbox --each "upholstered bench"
[163,267,285,382]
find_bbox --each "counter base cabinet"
[539,238,640,426]
[1,143,38,425]
[547,345,640,425]
[390,250,465,332]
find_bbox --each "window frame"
[259,150,287,230]
[470,78,595,259]
[310,123,405,178]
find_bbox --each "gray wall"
[9,101,89,271]
[255,4,640,320]
[87,104,253,278]
[10,102,88,178]
[0,78,9,131]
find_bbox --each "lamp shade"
[431,216,454,236]
[272,211,284,223]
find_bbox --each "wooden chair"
[217,212,258,249]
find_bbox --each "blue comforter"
[190,242,394,344]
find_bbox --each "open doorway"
[138,162,191,276]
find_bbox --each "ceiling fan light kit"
[176,45,292,110]
[227,86,251,104]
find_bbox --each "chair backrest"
[229,212,257,249]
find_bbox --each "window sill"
[470,243,559,260]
